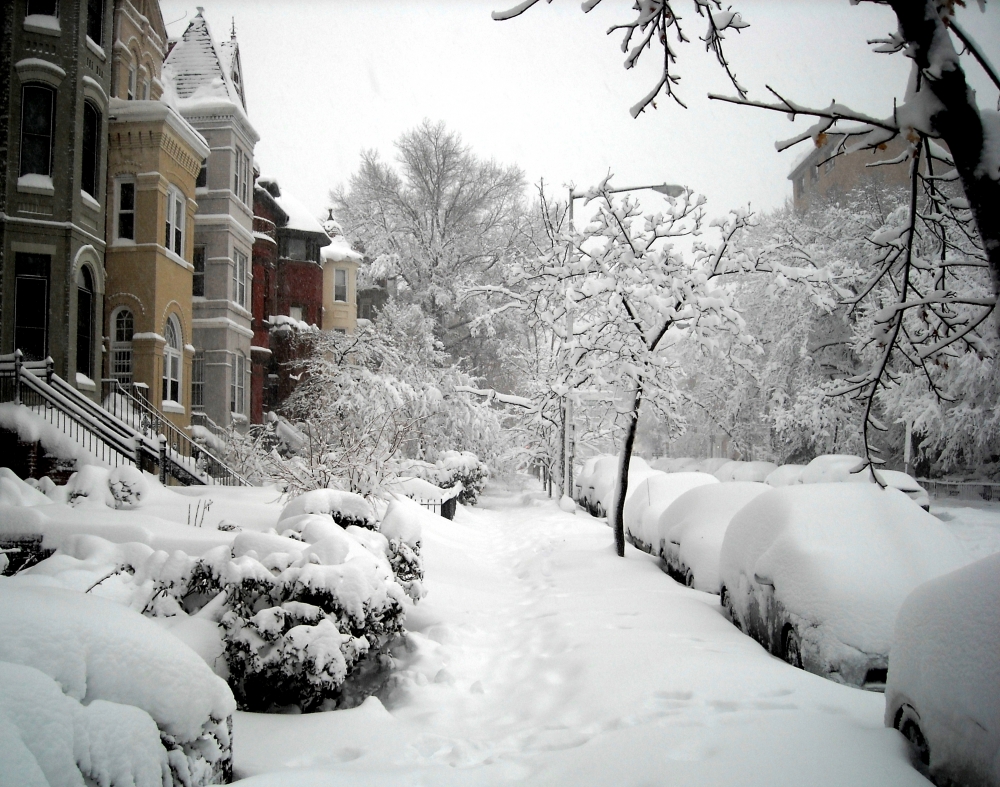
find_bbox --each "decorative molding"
[15,57,65,86]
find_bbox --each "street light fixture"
[561,181,689,501]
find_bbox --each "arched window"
[111,308,134,385]
[162,316,182,403]
[81,101,100,198]
[20,84,55,178]
[76,266,94,379]
[230,351,246,416]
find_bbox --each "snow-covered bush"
[380,496,430,602]
[65,465,149,510]
[108,466,149,509]
[0,580,236,786]
[278,488,377,530]
[435,451,488,506]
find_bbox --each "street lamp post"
[561,181,688,502]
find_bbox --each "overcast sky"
[160,0,1000,222]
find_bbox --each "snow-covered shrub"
[436,451,488,506]
[0,660,172,787]
[278,488,377,530]
[108,465,149,509]
[379,496,429,602]
[139,529,407,713]
[0,580,236,785]
[65,465,149,510]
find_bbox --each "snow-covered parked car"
[650,457,699,473]
[885,552,1000,787]
[659,482,770,591]
[800,455,930,510]
[718,484,968,690]
[586,456,656,519]
[575,454,612,510]
[622,471,718,554]
[764,464,807,487]
[713,460,778,483]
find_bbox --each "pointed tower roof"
[217,21,247,111]
[163,7,244,110]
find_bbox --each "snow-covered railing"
[0,353,144,471]
[0,352,248,487]
[919,479,1000,503]
[100,379,248,487]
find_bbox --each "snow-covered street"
[234,481,933,786]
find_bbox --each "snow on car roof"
[720,483,970,656]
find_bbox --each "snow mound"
[0,580,235,783]
[799,454,865,484]
[719,484,969,662]
[885,552,1000,787]
[764,464,806,487]
[660,482,770,592]
[0,660,171,787]
[0,468,52,508]
[695,457,732,474]
[279,489,376,529]
[623,471,718,553]
[649,457,700,473]
[714,461,778,483]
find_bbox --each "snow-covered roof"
[321,238,363,264]
[271,190,331,242]
[109,97,209,160]
[162,9,254,137]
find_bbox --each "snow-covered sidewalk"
[234,483,928,786]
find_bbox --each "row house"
[104,0,208,429]
[1,0,114,395]
[163,9,258,429]
[2,0,358,439]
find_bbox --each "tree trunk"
[889,1,1000,307]
[610,381,643,557]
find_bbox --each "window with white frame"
[116,178,135,240]
[162,316,182,404]
[111,308,134,385]
[334,268,347,302]
[233,149,250,205]
[127,63,136,100]
[230,351,246,415]
[19,84,55,178]
[191,350,204,410]
[232,249,247,307]
[165,186,184,257]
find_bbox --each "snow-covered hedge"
[278,488,377,530]
[436,451,488,505]
[0,580,236,786]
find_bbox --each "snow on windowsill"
[132,332,165,343]
[23,14,61,36]
[75,373,96,391]
[184,344,196,354]
[80,190,101,212]
[18,174,54,196]
[161,400,185,414]
[85,36,106,61]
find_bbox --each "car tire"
[783,626,803,669]
[894,705,930,766]
[685,569,694,588]
[721,586,742,631]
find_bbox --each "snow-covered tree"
[474,180,827,555]
[330,120,530,384]
[494,0,1000,306]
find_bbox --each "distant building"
[163,9,259,428]
[0,0,113,396]
[249,179,286,424]
[788,135,911,213]
[103,0,209,428]
[320,221,362,333]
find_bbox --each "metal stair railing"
[0,352,146,470]
[0,351,248,486]
[100,378,248,487]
